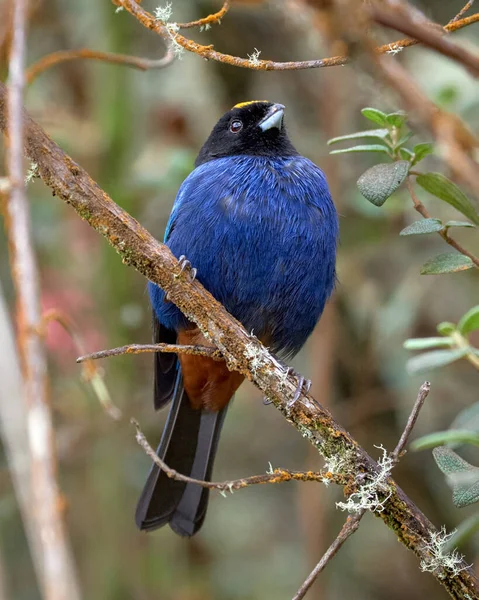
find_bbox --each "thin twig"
[372,4,479,77]
[292,511,365,600]
[42,309,122,420]
[0,85,477,598]
[293,380,432,600]
[4,1,81,598]
[449,1,475,23]
[132,418,340,490]
[116,0,479,71]
[177,0,230,29]
[406,177,479,268]
[76,341,223,363]
[26,45,175,84]
[392,381,431,462]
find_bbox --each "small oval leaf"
[412,430,479,451]
[396,132,413,147]
[386,112,407,127]
[361,107,388,126]
[400,218,443,236]
[403,337,454,350]
[327,129,390,145]
[357,161,409,207]
[452,471,479,508]
[433,446,474,474]
[416,173,479,225]
[412,142,434,164]
[399,148,415,161]
[406,348,469,374]
[449,402,479,450]
[437,321,456,335]
[420,253,474,275]
[457,305,479,335]
[445,220,475,229]
[330,144,390,155]
[433,447,479,508]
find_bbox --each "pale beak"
[259,104,285,132]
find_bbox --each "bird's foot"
[285,367,311,410]
[178,255,197,283]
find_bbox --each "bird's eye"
[229,120,243,133]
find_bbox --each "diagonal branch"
[372,4,479,77]
[392,381,431,462]
[116,0,479,72]
[0,83,477,599]
[292,511,365,600]
[26,45,175,85]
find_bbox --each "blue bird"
[136,101,338,537]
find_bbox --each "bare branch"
[292,511,365,600]
[0,84,477,599]
[77,342,223,363]
[116,0,479,71]
[392,381,431,463]
[177,0,230,29]
[293,381,432,600]
[26,45,175,85]
[449,1,475,24]
[372,4,479,77]
[4,1,81,598]
[133,418,337,491]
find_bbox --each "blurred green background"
[0,1,479,598]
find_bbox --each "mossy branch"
[0,82,477,599]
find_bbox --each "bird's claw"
[285,367,311,410]
[178,255,197,283]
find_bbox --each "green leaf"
[396,132,413,147]
[412,142,434,165]
[437,322,456,335]
[412,430,479,451]
[399,148,414,161]
[434,446,476,474]
[330,144,390,155]
[420,253,474,275]
[433,447,479,508]
[446,514,479,550]
[327,129,389,145]
[357,161,409,207]
[449,402,479,450]
[406,348,469,374]
[386,112,407,127]
[403,337,453,350]
[457,306,479,335]
[399,218,443,236]
[444,220,475,229]
[416,173,479,225]
[361,107,388,126]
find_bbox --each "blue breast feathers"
[149,155,338,357]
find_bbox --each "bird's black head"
[195,101,299,166]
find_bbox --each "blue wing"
[150,154,338,357]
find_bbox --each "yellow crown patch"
[233,100,269,109]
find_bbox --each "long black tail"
[135,372,227,537]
